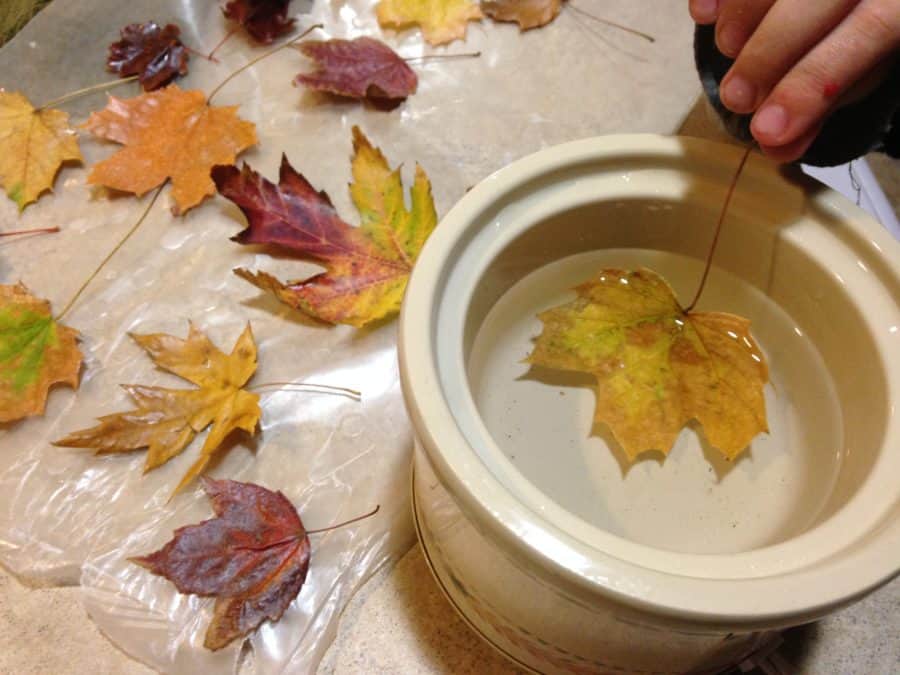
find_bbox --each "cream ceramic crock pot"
[398,135,900,675]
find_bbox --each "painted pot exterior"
[399,135,900,674]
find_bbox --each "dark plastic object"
[694,24,900,167]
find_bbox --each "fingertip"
[690,0,720,24]
[757,125,821,164]
[751,104,790,145]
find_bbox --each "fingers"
[715,0,776,57]
[751,0,900,152]
[719,0,858,114]
[689,0,720,25]
[757,123,822,163]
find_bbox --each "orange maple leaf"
[82,85,257,214]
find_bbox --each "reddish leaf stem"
[0,226,59,237]
[207,23,323,103]
[184,44,220,63]
[207,26,240,62]
[684,145,753,313]
[306,505,380,535]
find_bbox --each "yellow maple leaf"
[376,0,483,45]
[0,92,82,210]
[54,323,260,494]
[527,268,769,462]
[0,283,82,422]
[82,85,257,214]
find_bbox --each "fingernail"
[692,0,719,22]
[752,104,789,141]
[717,21,747,56]
[721,75,757,112]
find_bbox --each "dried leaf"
[376,0,483,46]
[82,85,257,214]
[223,0,295,44]
[482,0,562,30]
[0,92,82,210]
[132,478,310,650]
[0,283,81,423]
[54,324,260,494]
[294,37,417,108]
[214,126,437,327]
[107,21,190,92]
[527,268,769,461]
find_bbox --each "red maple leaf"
[294,37,417,109]
[222,0,295,44]
[132,478,310,650]
[107,22,189,91]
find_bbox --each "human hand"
[689,0,900,162]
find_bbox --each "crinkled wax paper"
[0,1,699,672]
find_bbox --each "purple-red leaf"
[132,478,310,650]
[107,22,190,92]
[222,0,295,44]
[294,37,417,108]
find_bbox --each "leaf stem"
[307,505,380,535]
[184,44,220,64]
[56,183,165,321]
[249,381,362,400]
[568,4,655,43]
[403,51,481,63]
[0,226,59,237]
[684,145,753,313]
[37,76,139,111]
[207,23,323,103]
[207,26,240,62]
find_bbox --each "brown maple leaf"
[294,37,417,109]
[223,0,295,44]
[107,21,190,91]
[483,0,563,30]
[527,268,769,462]
[54,324,260,494]
[213,126,437,327]
[82,85,257,214]
[132,478,310,650]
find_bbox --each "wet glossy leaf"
[54,324,260,494]
[107,21,189,91]
[82,85,257,214]
[294,37,417,108]
[376,0,483,46]
[482,0,562,30]
[223,0,295,44]
[527,268,769,461]
[132,478,310,650]
[0,92,82,210]
[214,126,437,327]
[0,283,81,422]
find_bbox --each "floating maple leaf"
[377,0,483,46]
[0,283,82,423]
[213,126,437,327]
[223,0,295,44]
[107,21,190,91]
[527,268,769,461]
[132,478,310,650]
[54,324,260,494]
[0,92,82,210]
[82,85,257,214]
[482,0,563,30]
[294,37,417,108]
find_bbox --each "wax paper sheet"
[0,1,699,672]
